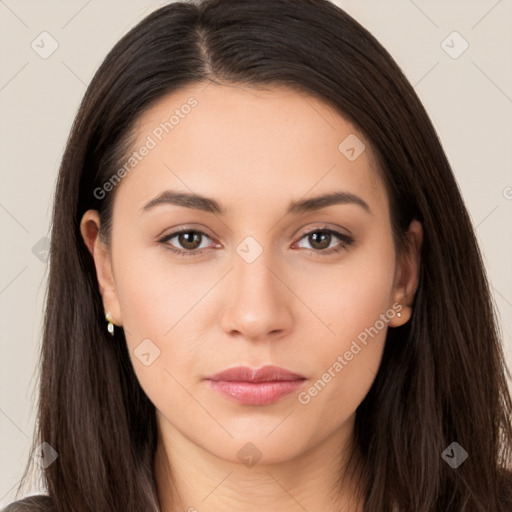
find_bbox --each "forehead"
[118,82,388,218]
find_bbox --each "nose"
[219,248,294,343]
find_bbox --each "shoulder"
[1,495,54,512]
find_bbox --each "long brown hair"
[9,0,512,510]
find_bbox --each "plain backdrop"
[1,0,511,505]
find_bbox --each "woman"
[4,0,512,510]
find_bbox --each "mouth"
[205,365,307,405]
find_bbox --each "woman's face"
[81,82,421,465]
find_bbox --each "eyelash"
[158,226,354,258]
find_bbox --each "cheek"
[113,243,212,339]
[297,234,396,413]
[310,229,396,341]
[111,248,214,396]
[113,263,198,412]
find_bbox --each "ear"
[388,219,423,327]
[79,209,122,327]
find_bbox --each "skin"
[80,81,423,512]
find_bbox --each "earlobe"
[79,209,123,327]
[388,219,423,327]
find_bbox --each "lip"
[206,365,306,405]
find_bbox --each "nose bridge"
[220,236,292,340]
[235,244,275,300]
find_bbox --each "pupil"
[180,231,200,250]
[311,232,330,250]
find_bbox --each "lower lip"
[207,379,306,405]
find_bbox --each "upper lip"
[207,365,306,383]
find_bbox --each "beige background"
[1,0,511,504]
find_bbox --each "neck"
[154,414,365,512]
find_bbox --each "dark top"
[3,482,512,511]
[1,495,54,512]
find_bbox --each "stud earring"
[105,311,115,336]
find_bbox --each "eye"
[158,228,217,258]
[293,227,354,256]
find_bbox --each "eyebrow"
[140,189,372,216]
